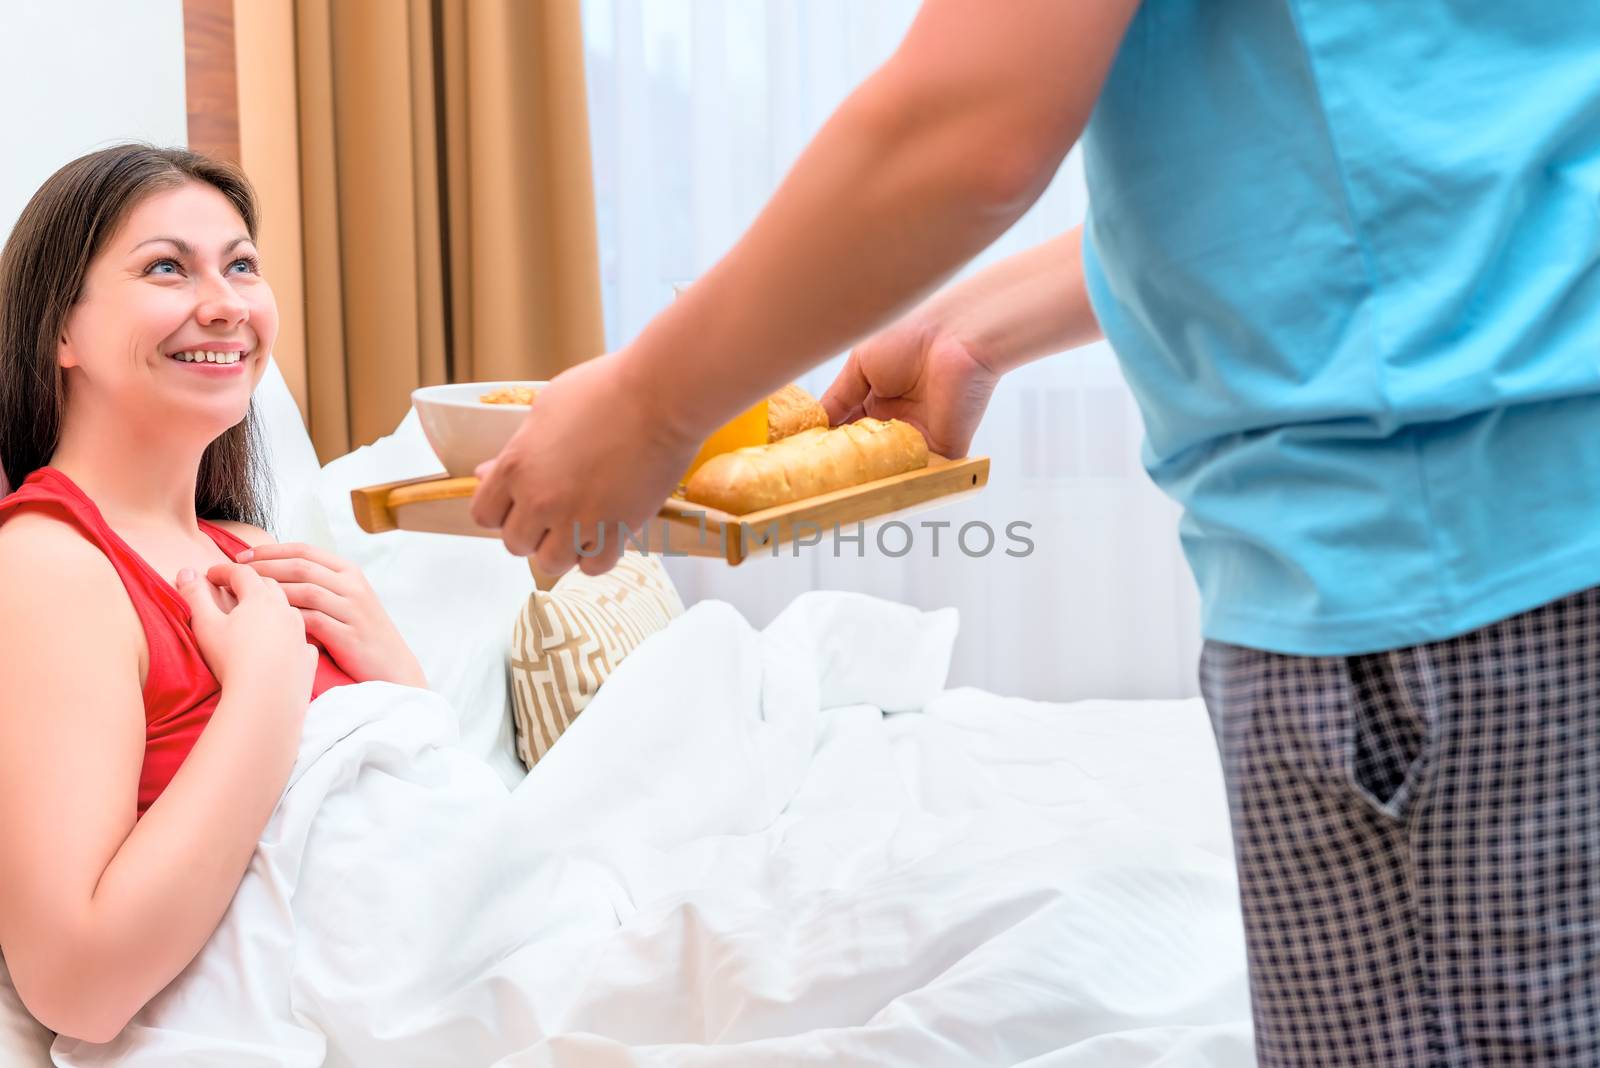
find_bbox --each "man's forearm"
[619,0,1136,444]
[625,78,1056,443]
[925,226,1104,377]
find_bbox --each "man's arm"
[816,225,1103,459]
[622,0,1139,443]
[925,225,1103,380]
[470,0,1139,570]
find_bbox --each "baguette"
[767,384,829,441]
[684,417,929,514]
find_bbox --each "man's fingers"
[531,520,579,580]
[820,349,872,426]
[577,534,625,577]
[861,396,951,456]
[863,392,913,422]
[573,518,622,576]
[470,456,514,531]
[497,499,548,559]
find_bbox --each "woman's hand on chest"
[204,542,428,689]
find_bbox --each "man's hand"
[821,227,1102,456]
[821,306,1000,459]
[469,351,704,579]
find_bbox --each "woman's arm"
[0,515,307,1041]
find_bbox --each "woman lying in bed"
[0,144,427,1042]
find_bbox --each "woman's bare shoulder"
[0,509,118,585]
[210,520,276,549]
[0,509,142,670]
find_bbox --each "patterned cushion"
[508,552,685,768]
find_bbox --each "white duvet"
[56,592,1251,1067]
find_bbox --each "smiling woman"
[0,144,424,1042]
[0,147,271,516]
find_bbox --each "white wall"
[0,0,187,241]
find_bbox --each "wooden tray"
[351,453,990,565]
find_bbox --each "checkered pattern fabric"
[1200,585,1600,1067]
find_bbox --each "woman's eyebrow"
[127,235,253,256]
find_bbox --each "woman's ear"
[57,330,78,370]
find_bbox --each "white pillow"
[312,408,533,791]
[0,954,53,1067]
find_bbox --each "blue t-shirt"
[1080,1,1600,655]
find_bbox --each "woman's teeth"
[170,350,245,364]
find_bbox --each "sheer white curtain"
[580,0,1202,701]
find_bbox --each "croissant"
[766,384,829,441]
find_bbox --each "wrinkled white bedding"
[57,592,1251,1067]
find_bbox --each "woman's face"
[57,180,277,438]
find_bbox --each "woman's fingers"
[298,607,352,644]
[206,561,269,600]
[235,554,347,592]
[276,582,355,625]
[174,568,226,625]
[236,541,351,574]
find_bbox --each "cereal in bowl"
[479,386,538,405]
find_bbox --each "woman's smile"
[164,346,253,375]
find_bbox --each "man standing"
[475,4,1600,1062]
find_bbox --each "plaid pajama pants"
[1199,585,1600,1067]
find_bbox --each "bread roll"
[767,384,828,441]
[684,417,929,514]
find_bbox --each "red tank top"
[0,467,356,817]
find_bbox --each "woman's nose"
[194,272,248,327]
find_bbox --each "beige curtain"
[236,0,604,461]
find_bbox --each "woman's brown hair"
[0,143,274,528]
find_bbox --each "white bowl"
[411,381,546,477]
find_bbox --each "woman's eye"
[145,258,181,275]
[229,256,260,274]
